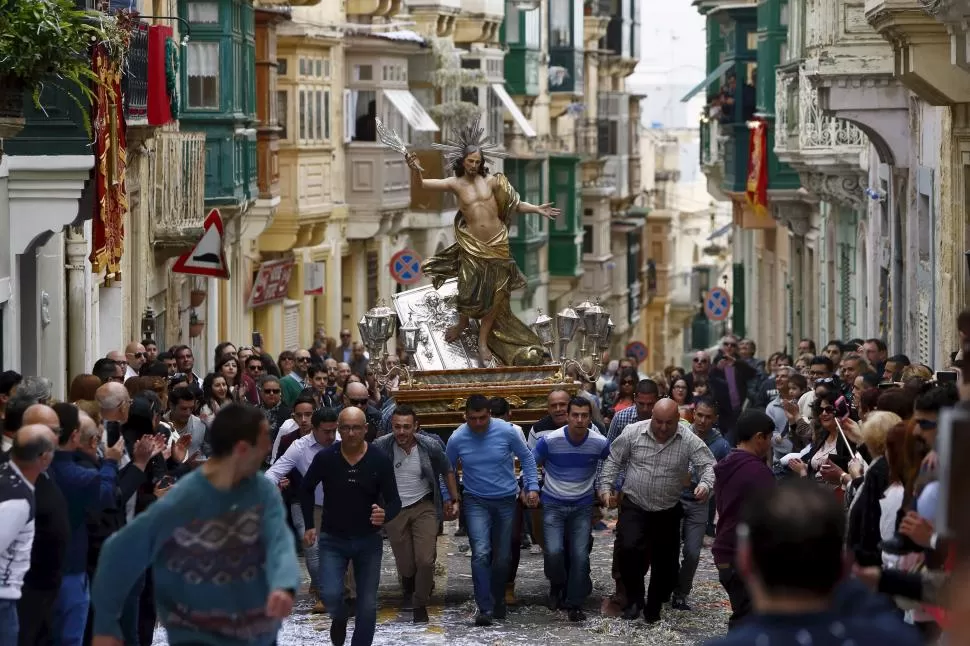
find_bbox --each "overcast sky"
[629,2,706,90]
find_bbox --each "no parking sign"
[389,249,423,286]
[704,287,731,321]
[625,341,648,364]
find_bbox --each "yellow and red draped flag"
[745,118,768,218]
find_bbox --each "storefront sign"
[248,259,295,308]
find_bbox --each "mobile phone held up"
[252,331,263,349]
[936,370,958,384]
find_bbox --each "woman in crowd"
[601,366,638,422]
[199,372,231,427]
[214,355,243,400]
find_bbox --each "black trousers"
[718,563,752,630]
[615,500,682,615]
[17,585,58,646]
[139,568,156,646]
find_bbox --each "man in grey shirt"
[598,398,715,624]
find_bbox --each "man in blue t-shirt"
[533,397,609,622]
[704,479,922,646]
[446,394,539,626]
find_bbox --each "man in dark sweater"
[712,409,775,629]
[300,406,401,646]
[704,480,922,646]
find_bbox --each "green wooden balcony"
[548,49,584,95]
[505,48,541,97]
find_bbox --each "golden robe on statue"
[421,174,546,366]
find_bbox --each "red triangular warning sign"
[172,209,230,279]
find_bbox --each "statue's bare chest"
[457,177,493,204]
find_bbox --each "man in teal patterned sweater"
[90,404,300,646]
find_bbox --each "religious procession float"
[358,116,616,433]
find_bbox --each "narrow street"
[155,522,729,645]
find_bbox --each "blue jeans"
[291,503,320,591]
[318,532,382,646]
[464,494,517,615]
[674,498,708,600]
[53,573,89,646]
[542,501,593,608]
[0,598,18,646]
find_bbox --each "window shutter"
[344,89,355,143]
[283,301,300,351]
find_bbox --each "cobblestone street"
[155,521,730,645]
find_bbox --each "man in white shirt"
[264,407,339,613]
[122,343,147,381]
[0,424,56,646]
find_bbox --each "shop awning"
[384,89,440,132]
[490,83,537,137]
[680,61,735,102]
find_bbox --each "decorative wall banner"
[89,44,128,279]
[745,118,768,218]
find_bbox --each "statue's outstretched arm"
[406,153,454,193]
[516,200,561,221]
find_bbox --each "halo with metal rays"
[431,114,508,171]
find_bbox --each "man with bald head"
[599,398,716,624]
[123,343,147,381]
[23,403,59,429]
[301,406,401,646]
[0,424,57,644]
[343,381,382,441]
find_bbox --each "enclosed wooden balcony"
[346,143,411,215]
[151,131,207,252]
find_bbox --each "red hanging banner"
[90,44,128,279]
[745,118,768,218]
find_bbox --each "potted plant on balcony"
[426,37,485,131]
[188,311,205,338]
[0,0,132,138]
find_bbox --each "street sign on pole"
[389,249,423,286]
[172,209,230,279]
[625,341,649,364]
[704,287,731,321]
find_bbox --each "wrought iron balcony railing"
[122,22,149,123]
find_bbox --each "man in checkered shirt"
[599,398,715,625]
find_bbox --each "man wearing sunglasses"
[343,382,382,442]
[122,343,148,382]
[282,350,312,408]
[710,336,759,445]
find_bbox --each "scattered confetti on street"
[154,521,730,645]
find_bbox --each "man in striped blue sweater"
[533,397,609,622]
